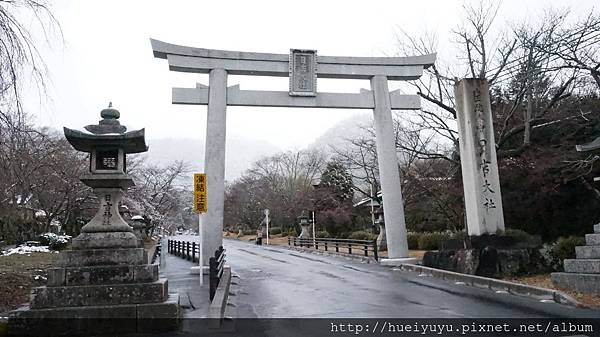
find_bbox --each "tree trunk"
[523,84,533,146]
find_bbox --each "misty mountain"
[309,113,373,155]
[141,114,375,183]
[144,136,280,182]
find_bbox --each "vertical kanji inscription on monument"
[455,78,505,235]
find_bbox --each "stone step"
[563,259,600,274]
[595,223,600,233]
[576,246,600,259]
[586,233,600,246]
[48,264,158,286]
[58,248,148,267]
[30,279,168,309]
[552,272,600,295]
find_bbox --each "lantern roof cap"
[63,103,148,153]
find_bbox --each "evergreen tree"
[319,161,354,202]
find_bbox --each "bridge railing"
[288,236,378,261]
[209,246,226,302]
[167,239,200,263]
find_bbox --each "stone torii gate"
[150,39,435,265]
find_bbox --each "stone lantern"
[298,210,311,239]
[63,103,147,248]
[374,206,386,251]
[9,104,179,335]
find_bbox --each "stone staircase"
[552,223,600,295]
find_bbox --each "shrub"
[269,227,282,235]
[348,230,378,241]
[407,232,420,250]
[287,228,298,237]
[315,230,330,238]
[338,232,351,239]
[450,230,468,241]
[242,229,256,236]
[503,228,540,246]
[39,233,71,251]
[417,232,451,250]
[542,236,586,271]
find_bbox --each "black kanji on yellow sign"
[193,173,207,213]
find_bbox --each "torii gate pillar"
[203,68,228,265]
[371,75,413,263]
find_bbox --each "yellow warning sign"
[193,173,207,213]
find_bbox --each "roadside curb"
[208,266,232,327]
[394,263,581,307]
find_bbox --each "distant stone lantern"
[298,210,311,239]
[63,103,148,248]
[374,206,386,251]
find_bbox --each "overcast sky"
[24,0,597,151]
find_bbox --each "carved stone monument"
[8,104,179,335]
[455,79,505,235]
[552,136,600,295]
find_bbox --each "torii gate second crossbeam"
[150,38,436,265]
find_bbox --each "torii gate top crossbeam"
[151,39,436,80]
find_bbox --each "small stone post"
[374,206,387,251]
[160,236,166,268]
[455,79,505,235]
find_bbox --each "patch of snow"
[131,215,144,220]
[1,245,51,256]
[34,275,47,281]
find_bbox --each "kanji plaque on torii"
[289,49,317,96]
[151,38,436,265]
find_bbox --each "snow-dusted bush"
[39,233,71,251]
[1,245,52,256]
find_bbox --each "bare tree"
[0,0,61,123]
[224,149,327,232]
[126,160,191,235]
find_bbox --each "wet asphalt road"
[176,236,599,319]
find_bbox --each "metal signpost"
[193,173,207,285]
[311,210,316,246]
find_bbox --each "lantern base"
[71,231,139,250]
[80,187,133,233]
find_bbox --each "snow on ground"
[1,245,52,256]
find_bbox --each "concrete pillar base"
[190,266,209,275]
[379,257,419,266]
